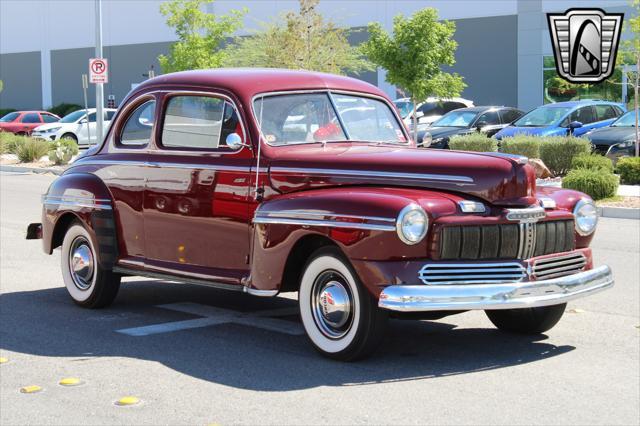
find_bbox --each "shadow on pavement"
[0,280,575,391]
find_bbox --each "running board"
[112,266,278,297]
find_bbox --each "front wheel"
[485,303,566,334]
[61,222,120,308]
[298,247,387,361]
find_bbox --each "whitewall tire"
[299,247,387,361]
[61,222,120,308]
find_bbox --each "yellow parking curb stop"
[0,357,8,364]
[59,377,82,386]
[20,385,42,394]
[116,396,140,406]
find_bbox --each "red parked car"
[27,69,613,360]
[0,111,60,135]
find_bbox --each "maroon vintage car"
[27,69,613,360]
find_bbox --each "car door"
[75,112,94,145]
[19,112,41,134]
[568,106,597,136]
[143,91,253,285]
[474,110,502,136]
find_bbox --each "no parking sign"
[89,58,108,84]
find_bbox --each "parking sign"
[89,58,108,84]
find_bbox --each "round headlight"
[573,199,598,236]
[396,204,428,245]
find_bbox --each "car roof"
[131,68,387,106]
[541,100,621,108]
[451,106,513,113]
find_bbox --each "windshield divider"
[327,91,351,140]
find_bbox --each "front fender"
[250,187,460,294]
[42,172,118,269]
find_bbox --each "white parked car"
[393,97,474,131]
[32,108,117,146]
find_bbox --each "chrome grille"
[418,262,527,285]
[532,252,587,280]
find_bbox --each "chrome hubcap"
[69,237,94,290]
[311,271,354,339]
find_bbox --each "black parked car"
[417,106,524,148]
[584,110,638,159]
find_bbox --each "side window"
[87,113,97,123]
[106,111,116,121]
[120,100,156,146]
[21,113,40,123]
[476,110,500,125]
[570,106,595,124]
[41,114,58,123]
[161,95,231,150]
[613,105,625,116]
[500,109,523,124]
[594,105,617,121]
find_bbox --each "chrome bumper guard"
[378,265,613,312]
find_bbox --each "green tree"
[361,8,466,142]
[158,0,246,73]
[223,0,370,75]
[0,80,3,94]
[617,0,640,156]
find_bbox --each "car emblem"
[547,8,623,83]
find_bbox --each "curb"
[0,165,64,175]
[598,206,640,220]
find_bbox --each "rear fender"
[42,173,118,269]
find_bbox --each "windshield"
[60,110,87,123]
[513,106,572,127]
[254,92,407,146]
[0,112,20,122]
[432,110,478,127]
[393,100,413,119]
[612,111,636,127]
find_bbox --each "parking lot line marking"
[116,303,304,337]
[117,317,229,336]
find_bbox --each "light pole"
[95,0,104,145]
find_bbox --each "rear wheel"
[485,304,566,334]
[298,247,387,361]
[61,222,120,308]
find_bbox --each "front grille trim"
[439,219,575,261]
[532,252,587,280]
[419,262,527,285]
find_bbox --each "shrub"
[562,168,619,200]
[15,137,50,163]
[448,133,498,152]
[499,135,542,159]
[48,138,79,165]
[0,132,28,154]
[48,103,82,118]
[539,136,591,176]
[571,153,614,172]
[616,156,640,184]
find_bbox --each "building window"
[543,55,628,105]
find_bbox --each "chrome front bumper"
[378,265,613,312]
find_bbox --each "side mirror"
[415,111,424,118]
[568,121,583,134]
[225,132,250,150]
[475,121,488,131]
[418,132,432,148]
[79,118,88,124]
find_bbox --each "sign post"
[93,0,105,145]
[81,74,91,143]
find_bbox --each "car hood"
[585,127,635,145]
[267,143,536,207]
[495,126,565,139]
[33,123,65,132]
[422,126,471,139]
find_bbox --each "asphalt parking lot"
[1,171,639,425]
